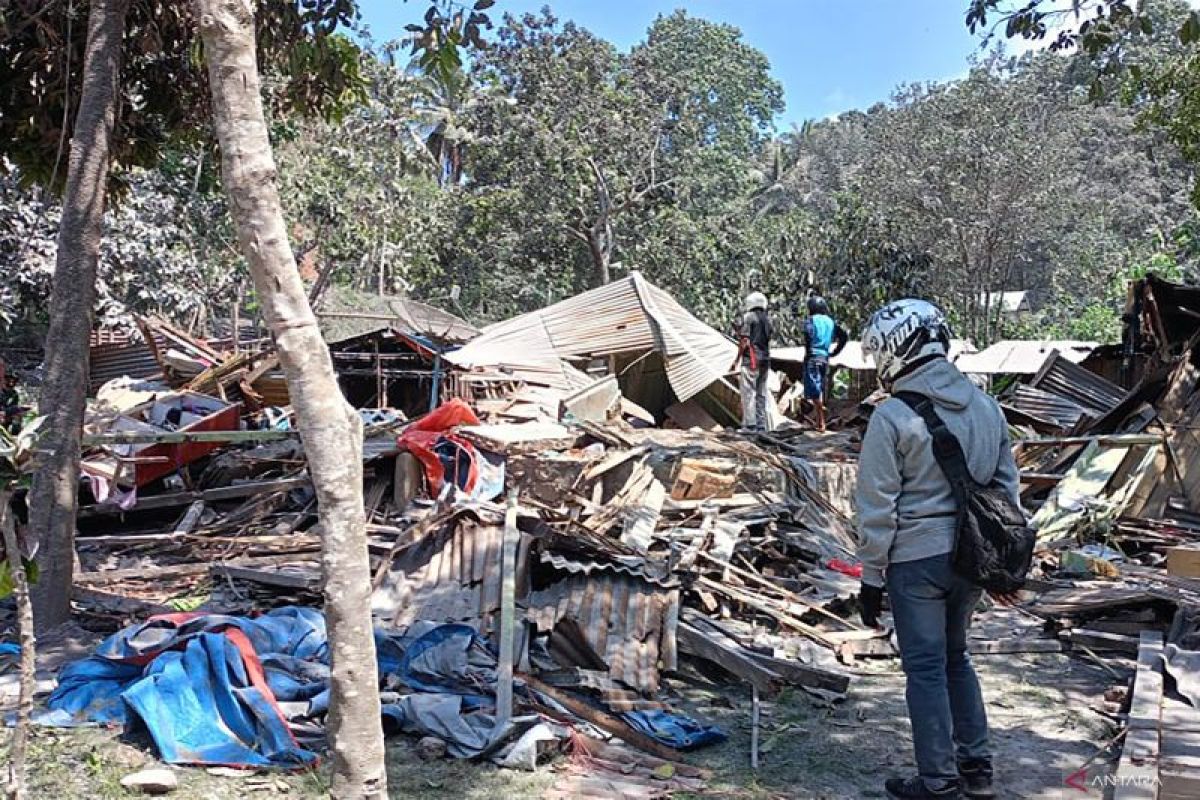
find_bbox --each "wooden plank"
[495,493,519,731]
[744,651,850,694]
[211,563,319,591]
[525,676,684,762]
[581,445,648,482]
[1019,434,1164,449]
[79,475,311,517]
[1113,630,1164,800]
[82,429,299,446]
[694,551,860,631]
[676,622,782,697]
[172,501,206,535]
[1068,629,1141,657]
[77,554,315,586]
[1167,547,1200,578]
[1129,631,1165,731]
[696,576,837,649]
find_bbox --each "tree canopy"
[3,0,1200,349]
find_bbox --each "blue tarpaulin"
[43,608,324,767]
[41,606,725,767]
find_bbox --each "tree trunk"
[587,228,612,287]
[192,2,387,797]
[29,0,130,633]
[2,496,36,800]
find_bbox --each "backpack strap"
[892,391,971,506]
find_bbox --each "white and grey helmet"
[744,291,768,312]
[861,299,952,386]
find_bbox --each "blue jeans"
[887,553,989,785]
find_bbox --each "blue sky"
[356,0,994,128]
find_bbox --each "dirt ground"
[1,648,1121,800]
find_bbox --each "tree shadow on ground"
[667,649,1125,800]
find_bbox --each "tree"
[463,9,781,301]
[1,0,365,631]
[27,0,130,632]
[192,1,385,797]
[1,420,42,800]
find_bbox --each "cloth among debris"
[397,399,487,498]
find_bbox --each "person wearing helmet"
[856,299,1018,800]
[735,291,773,431]
[801,296,849,432]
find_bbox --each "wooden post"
[231,284,242,354]
[373,337,383,408]
[495,490,519,734]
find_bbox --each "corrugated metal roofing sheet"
[89,329,166,392]
[773,340,977,371]
[955,340,1098,375]
[370,510,528,639]
[1029,350,1126,416]
[526,570,679,694]
[446,272,736,403]
[1003,384,1088,431]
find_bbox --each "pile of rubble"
[7,272,1200,795]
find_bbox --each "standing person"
[801,296,848,432]
[856,299,1018,800]
[736,291,772,432]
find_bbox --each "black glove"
[859,583,884,628]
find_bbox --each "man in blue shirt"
[802,296,848,432]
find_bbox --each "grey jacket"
[855,358,1020,587]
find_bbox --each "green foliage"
[0,417,44,599]
[0,1,368,195]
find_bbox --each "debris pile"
[8,271,1200,794]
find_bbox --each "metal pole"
[495,490,519,733]
[751,685,760,770]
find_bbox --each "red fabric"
[220,626,309,763]
[397,399,482,496]
[408,397,480,432]
[827,558,863,579]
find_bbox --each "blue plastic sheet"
[43,608,324,767]
[621,709,728,750]
[41,606,726,768]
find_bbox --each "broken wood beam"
[1113,631,1164,800]
[79,475,311,517]
[695,550,862,631]
[76,554,317,586]
[695,576,838,649]
[211,563,319,591]
[82,429,300,446]
[676,622,783,697]
[525,676,684,762]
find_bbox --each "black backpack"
[894,392,1036,594]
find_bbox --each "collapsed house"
[11,272,1200,796]
[444,271,771,428]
